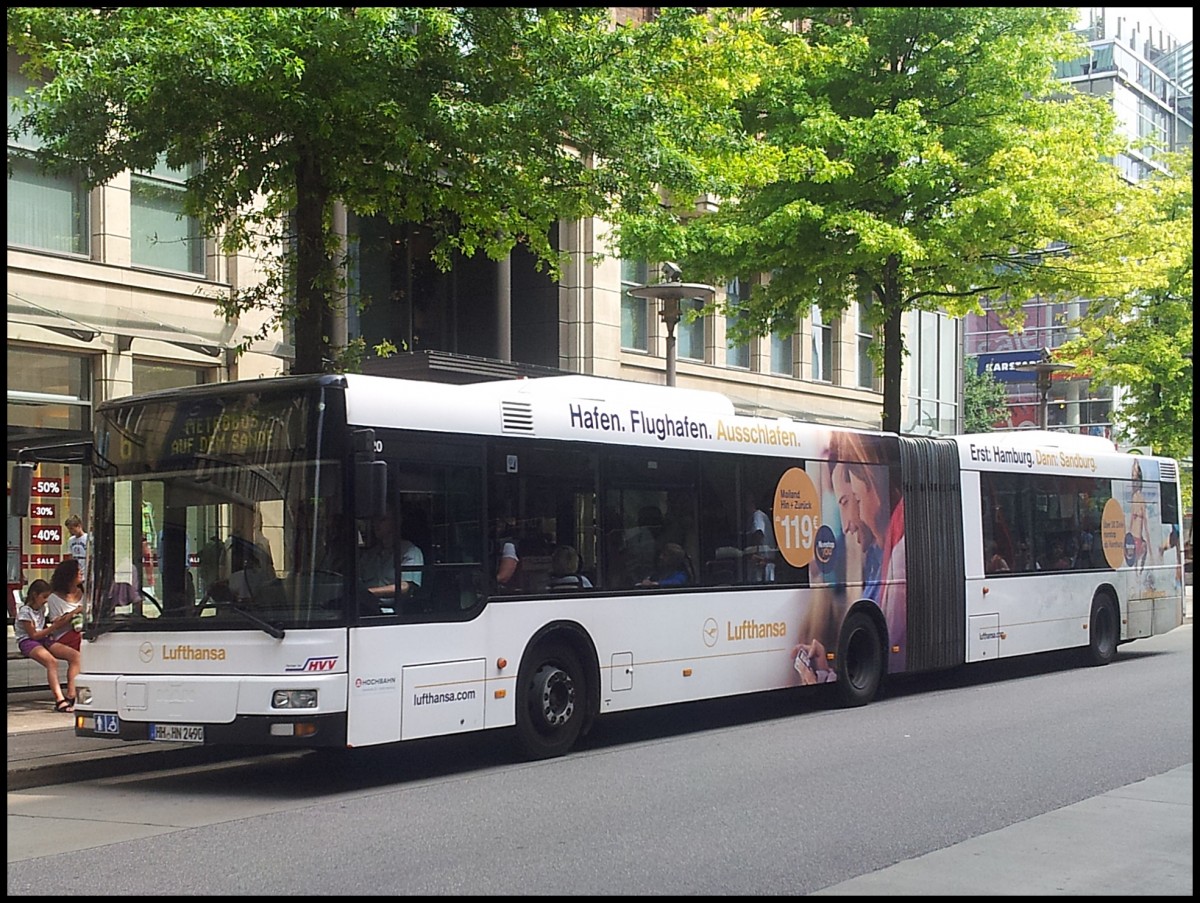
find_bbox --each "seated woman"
[985,540,1010,574]
[547,545,592,589]
[638,542,691,588]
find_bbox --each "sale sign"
[29,524,63,545]
[31,476,63,497]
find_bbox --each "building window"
[770,324,794,377]
[132,360,212,395]
[856,290,875,389]
[725,278,751,369]
[811,303,832,382]
[131,156,204,274]
[7,68,89,255]
[7,347,92,435]
[904,310,960,435]
[677,297,706,361]
[621,259,650,352]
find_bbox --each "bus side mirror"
[352,428,376,461]
[355,460,387,519]
[9,463,34,517]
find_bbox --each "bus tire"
[1087,593,1119,666]
[515,642,585,759]
[833,611,884,708]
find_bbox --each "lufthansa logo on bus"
[161,645,227,660]
[703,618,719,647]
[727,619,788,641]
[139,642,154,663]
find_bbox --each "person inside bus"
[358,512,424,601]
[1077,515,1098,569]
[985,540,1011,574]
[1014,540,1040,572]
[249,509,276,576]
[619,505,663,588]
[638,542,692,588]
[547,545,592,589]
[1046,538,1072,571]
[226,535,274,603]
[493,514,521,592]
[743,497,778,583]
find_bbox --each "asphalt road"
[7,622,1192,895]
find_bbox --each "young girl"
[14,579,81,712]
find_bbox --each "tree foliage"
[962,356,1010,434]
[1054,152,1193,461]
[8,7,757,372]
[616,7,1165,434]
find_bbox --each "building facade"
[963,8,1193,437]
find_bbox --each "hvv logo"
[285,657,339,672]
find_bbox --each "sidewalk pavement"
[7,693,270,791]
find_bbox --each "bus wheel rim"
[533,664,575,727]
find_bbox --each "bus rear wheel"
[515,642,585,759]
[833,611,884,708]
[1087,593,1119,666]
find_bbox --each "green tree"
[8,7,755,373]
[963,356,1010,434]
[1055,152,1193,461]
[617,8,1166,434]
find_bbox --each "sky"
[1077,7,1193,43]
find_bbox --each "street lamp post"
[1014,348,1076,429]
[627,273,715,387]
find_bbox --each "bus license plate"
[94,713,120,734]
[149,723,204,743]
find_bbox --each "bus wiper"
[84,619,118,642]
[203,597,286,639]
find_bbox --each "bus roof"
[343,372,737,414]
[341,372,882,458]
[952,430,1118,454]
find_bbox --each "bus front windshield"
[88,387,350,633]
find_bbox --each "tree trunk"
[292,149,333,374]
[880,256,904,435]
[882,304,903,435]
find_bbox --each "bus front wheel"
[515,642,585,759]
[1087,593,1119,666]
[833,611,884,708]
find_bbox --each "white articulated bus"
[10,373,1185,758]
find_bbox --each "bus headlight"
[76,686,93,705]
[272,689,318,709]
